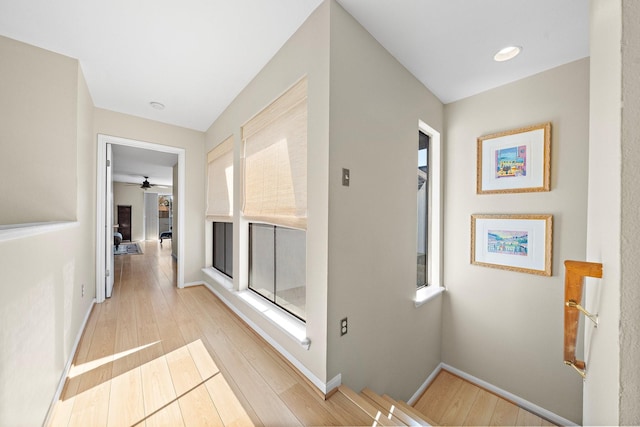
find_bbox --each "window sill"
[201,267,310,350]
[0,221,78,242]
[237,290,310,350]
[415,285,445,307]
[202,267,233,291]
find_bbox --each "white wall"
[94,109,205,284]
[583,1,621,424]
[326,1,444,400]
[586,0,640,425]
[0,39,95,426]
[443,59,589,424]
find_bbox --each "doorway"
[96,134,186,303]
[117,205,132,241]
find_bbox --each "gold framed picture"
[477,123,551,194]
[471,214,553,276]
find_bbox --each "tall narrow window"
[243,77,308,321]
[208,136,234,277]
[417,130,429,288]
[213,222,233,278]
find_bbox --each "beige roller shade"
[206,136,234,221]
[242,77,307,230]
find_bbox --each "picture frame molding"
[471,213,553,276]
[476,122,551,194]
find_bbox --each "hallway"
[47,241,363,426]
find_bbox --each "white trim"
[96,134,186,302]
[0,221,78,242]
[414,285,445,307]
[202,267,233,290]
[199,281,334,393]
[326,373,342,394]
[43,299,96,426]
[409,363,577,426]
[419,121,442,288]
[183,281,205,288]
[407,362,443,405]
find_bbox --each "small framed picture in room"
[471,214,553,276]
[477,123,551,194]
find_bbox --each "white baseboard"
[410,362,578,427]
[407,363,443,405]
[182,281,203,288]
[200,280,336,395]
[43,299,96,426]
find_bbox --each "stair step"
[382,395,437,427]
[361,388,426,426]
[338,385,400,426]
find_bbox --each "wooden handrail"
[563,260,603,377]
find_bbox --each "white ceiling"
[111,145,177,187]
[0,0,589,133]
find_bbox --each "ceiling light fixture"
[494,46,522,62]
[150,101,165,110]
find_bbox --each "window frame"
[248,222,306,322]
[415,120,443,306]
[212,221,233,278]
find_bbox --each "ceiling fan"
[126,176,168,190]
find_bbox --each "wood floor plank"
[463,388,499,426]
[515,407,543,426]
[205,374,257,427]
[178,384,224,427]
[489,398,520,426]
[440,378,479,426]
[107,367,145,427]
[140,356,178,417]
[187,339,220,380]
[144,401,185,427]
[414,370,463,423]
[67,380,111,427]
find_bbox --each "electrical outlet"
[82,284,85,297]
[340,317,348,336]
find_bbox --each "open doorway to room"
[96,134,185,303]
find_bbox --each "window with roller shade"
[207,136,234,277]
[242,77,307,320]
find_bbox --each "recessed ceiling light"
[150,101,165,110]
[494,46,522,62]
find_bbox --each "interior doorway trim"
[96,134,186,303]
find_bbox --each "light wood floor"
[413,370,556,426]
[47,240,556,426]
[48,241,370,427]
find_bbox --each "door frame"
[96,134,186,303]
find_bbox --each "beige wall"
[442,59,589,424]
[586,0,640,425]
[619,1,640,422]
[0,36,78,224]
[0,41,95,426]
[326,1,444,400]
[94,108,205,284]
[204,0,331,384]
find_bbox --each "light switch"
[342,168,350,186]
